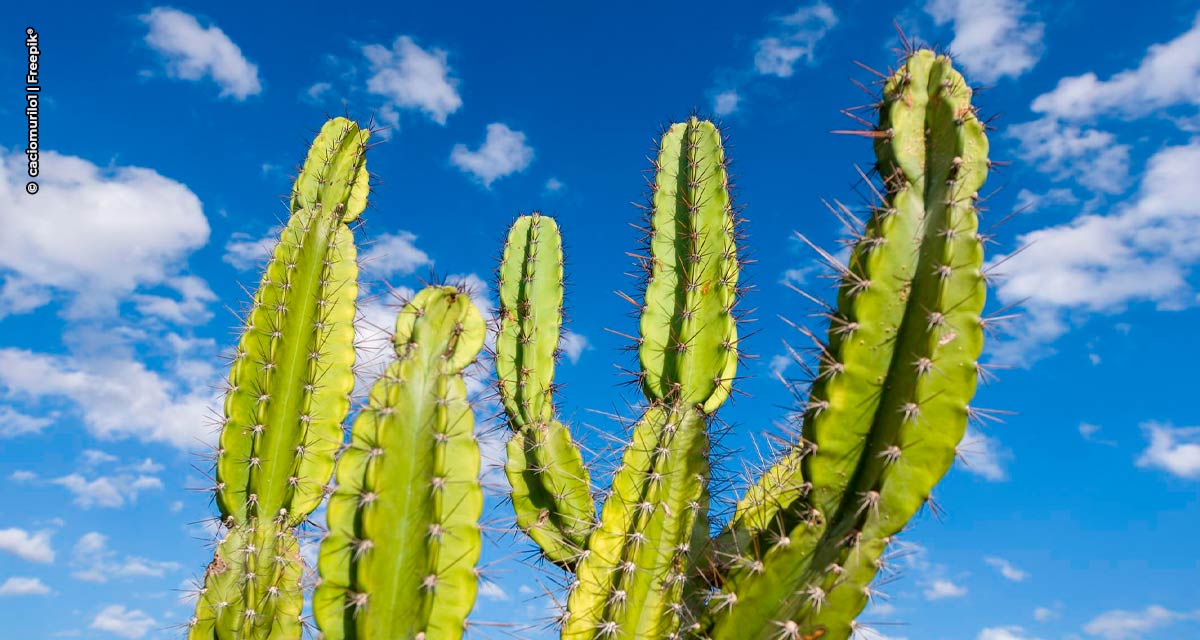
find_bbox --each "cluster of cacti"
[495,48,990,640]
[186,44,993,640]
[188,119,489,640]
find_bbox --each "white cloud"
[0,576,51,596]
[753,2,838,77]
[363,36,462,125]
[1136,422,1200,479]
[0,405,53,437]
[979,627,1039,640]
[478,581,509,602]
[713,90,740,116]
[1083,605,1198,639]
[362,231,432,280]
[10,470,36,482]
[1033,606,1059,622]
[90,605,157,639]
[0,347,216,449]
[0,149,210,318]
[924,579,967,600]
[1007,118,1130,194]
[989,142,1200,363]
[305,81,332,102]
[925,0,1044,82]
[451,123,535,187]
[545,177,565,192]
[71,532,180,583]
[1031,12,1200,121]
[53,473,162,509]
[1015,188,1079,214]
[222,229,277,271]
[957,427,1010,481]
[560,330,590,365]
[984,556,1029,582]
[141,7,261,99]
[0,527,54,563]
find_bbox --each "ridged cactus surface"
[496,49,991,640]
[314,285,486,640]
[189,117,369,640]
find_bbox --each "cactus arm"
[314,286,486,640]
[563,404,709,640]
[702,50,989,640]
[639,118,739,412]
[497,214,595,566]
[216,118,367,527]
[563,117,740,639]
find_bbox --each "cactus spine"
[314,285,486,640]
[497,49,990,640]
[189,117,369,639]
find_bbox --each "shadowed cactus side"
[495,48,993,640]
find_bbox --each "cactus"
[498,117,741,639]
[188,117,370,640]
[496,48,991,640]
[313,285,486,640]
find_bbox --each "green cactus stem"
[497,117,742,640]
[498,212,595,568]
[314,285,486,640]
[188,116,369,640]
[701,48,989,640]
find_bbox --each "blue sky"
[2,1,1198,638]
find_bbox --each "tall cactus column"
[700,49,989,640]
[315,286,487,640]
[188,117,370,640]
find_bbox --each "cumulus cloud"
[71,532,180,583]
[53,473,163,509]
[984,556,1029,582]
[753,2,838,77]
[713,90,740,116]
[1031,12,1200,121]
[0,577,51,596]
[363,36,462,125]
[451,123,535,187]
[222,229,277,271]
[1083,605,1199,639]
[924,579,967,600]
[957,427,1011,481]
[0,405,53,438]
[559,330,591,365]
[478,581,509,602]
[925,0,1044,82]
[1136,422,1200,479]
[978,627,1039,640]
[90,605,157,639]
[0,527,54,563]
[1007,118,1130,194]
[361,231,432,279]
[0,149,210,318]
[141,7,261,99]
[0,347,217,449]
[988,142,1200,363]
